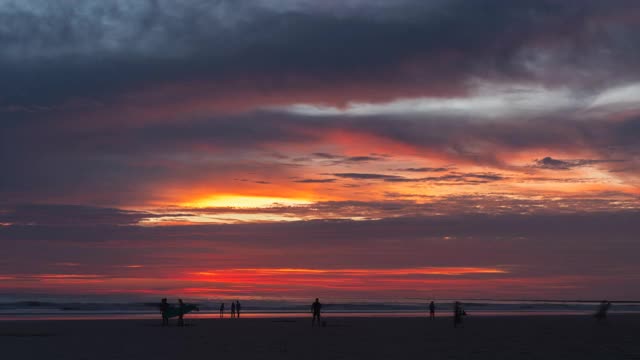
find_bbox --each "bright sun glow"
[184,195,313,208]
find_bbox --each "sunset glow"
[2,0,640,302]
[184,195,313,209]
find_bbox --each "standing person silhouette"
[219,303,224,318]
[178,299,185,327]
[236,300,241,318]
[429,301,435,320]
[160,298,169,326]
[231,301,236,318]
[453,301,464,328]
[311,298,322,327]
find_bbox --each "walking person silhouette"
[311,298,322,327]
[160,298,169,326]
[231,301,236,318]
[219,303,224,318]
[236,300,241,318]
[178,299,185,327]
[453,301,465,328]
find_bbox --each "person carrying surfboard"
[160,301,198,325]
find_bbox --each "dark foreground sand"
[1,315,639,360]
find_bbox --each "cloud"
[331,172,504,184]
[1,1,640,208]
[311,152,341,159]
[427,172,505,184]
[343,156,383,162]
[395,167,450,172]
[311,153,385,165]
[332,173,405,180]
[3,107,640,206]
[3,0,640,114]
[279,84,582,119]
[533,157,624,170]
[0,204,159,226]
[293,179,337,183]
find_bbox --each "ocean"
[1,299,639,321]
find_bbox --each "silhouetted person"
[595,300,612,320]
[178,299,185,326]
[236,300,241,318]
[453,301,464,328]
[311,298,322,327]
[220,303,224,318]
[429,301,435,319]
[231,301,236,318]
[160,298,169,326]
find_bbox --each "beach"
[1,315,639,359]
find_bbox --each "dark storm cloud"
[2,0,640,204]
[2,0,639,110]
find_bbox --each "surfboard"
[163,304,199,318]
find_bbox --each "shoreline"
[1,309,632,321]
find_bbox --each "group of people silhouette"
[159,298,611,327]
[219,300,242,318]
[426,300,465,327]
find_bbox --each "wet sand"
[1,315,639,359]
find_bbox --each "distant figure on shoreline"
[178,299,185,326]
[311,298,322,327]
[429,301,435,319]
[236,300,241,318]
[595,300,612,320]
[160,298,169,326]
[231,301,236,318]
[219,303,224,318]
[453,301,465,328]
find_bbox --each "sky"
[1,0,640,302]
